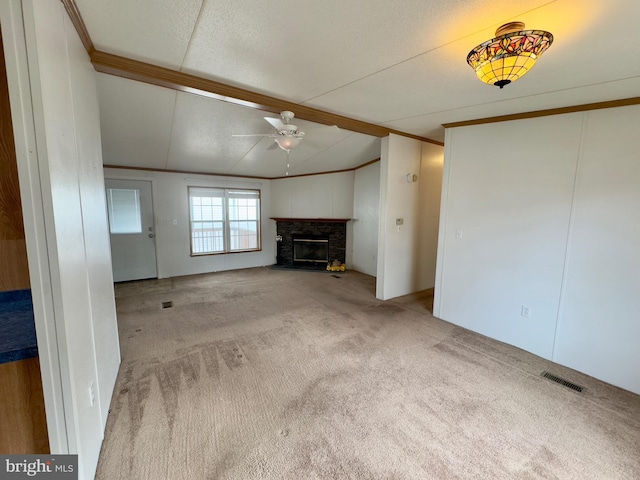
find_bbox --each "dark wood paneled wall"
[0,36,30,291]
[0,358,49,453]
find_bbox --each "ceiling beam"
[62,0,441,144]
[90,50,442,145]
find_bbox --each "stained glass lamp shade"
[467,22,553,88]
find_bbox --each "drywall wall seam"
[163,91,179,170]
[551,113,587,361]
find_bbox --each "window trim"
[188,186,262,256]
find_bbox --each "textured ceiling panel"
[159,91,372,177]
[228,117,359,178]
[179,0,547,102]
[82,0,640,177]
[289,135,381,176]
[165,92,270,173]
[96,74,176,168]
[74,0,203,68]
[387,76,640,143]
[307,0,632,131]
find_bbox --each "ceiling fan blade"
[314,125,340,134]
[264,116,285,130]
[303,125,341,147]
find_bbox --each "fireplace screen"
[293,238,329,263]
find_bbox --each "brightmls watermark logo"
[0,455,77,479]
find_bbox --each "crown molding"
[102,165,269,180]
[104,159,380,180]
[354,158,380,170]
[61,0,94,55]
[443,97,640,128]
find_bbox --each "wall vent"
[162,301,173,309]
[541,371,584,393]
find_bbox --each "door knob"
[149,233,154,238]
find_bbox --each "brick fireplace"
[273,218,349,267]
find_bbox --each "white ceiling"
[77,0,640,178]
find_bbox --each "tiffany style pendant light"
[467,22,553,88]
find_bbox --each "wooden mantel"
[270,218,351,223]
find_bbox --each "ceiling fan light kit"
[233,110,308,151]
[467,22,553,88]
[275,135,302,151]
[272,112,303,152]
[232,110,340,173]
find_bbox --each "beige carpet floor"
[96,267,640,479]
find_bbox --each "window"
[106,188,142,234]
[188,187,261,255]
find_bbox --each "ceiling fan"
[233,110,339,152]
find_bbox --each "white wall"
[377,134,444,300]
[103,168,360,277]
[553,106,640,393]
[104,168,276,278]
[435,115,581,359]
[352,162,380,276]
[435,105,640,394]
[271,171,355,218]
[271,171,355,266]
[65,19,121,429]
[18,0,120,477]
[417,144,444,290]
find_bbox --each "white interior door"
[105,179,157,282]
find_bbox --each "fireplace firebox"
[293,237,329,264]
[273,218,348,268]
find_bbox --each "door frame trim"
[0,0,68,452]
